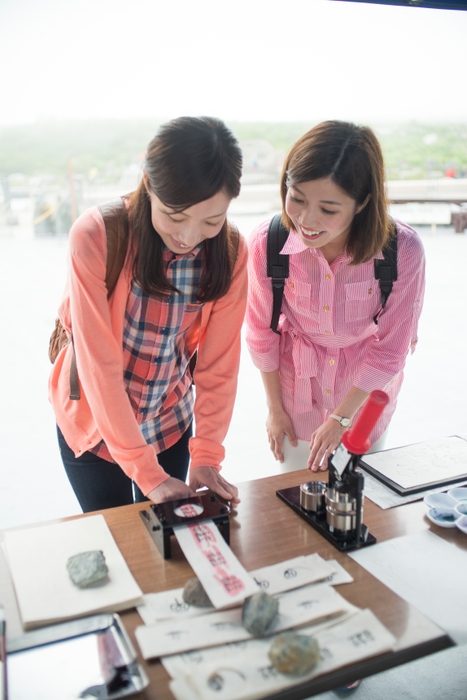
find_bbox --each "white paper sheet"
[348,530,467,644]
[361,436,467,490]
[135,583,354,660]
[137,554,338,626]
[362,469,467,510]
[174,520,258,608]
[4,515,143,629]
[168,608,396,700]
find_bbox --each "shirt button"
[326,274,331,280]
[325,330,331,335]
[289,281,294,288]
[325,389,331,395]
[329,359,335,366]
[147,380,155,386]
[368,288,373,295]
[161,327,168,334]
[140,407,148,414]
[154,357,162,363]
[323,306,330,312]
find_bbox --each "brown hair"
[280,121,391,264]
[128,116,242,301]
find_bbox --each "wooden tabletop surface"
[2,468,464,700]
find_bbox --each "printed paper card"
[169,608,396,700]
[135,583,353,660]
[249,554,336,595]
[304,557,354,586]
[174,519,259,608]
[137,554,342,626]
[161,609,360,679]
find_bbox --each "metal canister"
[300,481,327,514]
[325,488,363,536]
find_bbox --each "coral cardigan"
[49,206,248,495]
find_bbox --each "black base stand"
[140,491,230,560]
[276,486,376,552]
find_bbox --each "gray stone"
[242,591,279,637]
[182,577,213,608]
[66,550,109,588]
[268,631,320,675]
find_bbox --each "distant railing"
[387,179,467,205]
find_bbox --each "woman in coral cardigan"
[49,116,247,512]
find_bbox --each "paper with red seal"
[174,518,258,609]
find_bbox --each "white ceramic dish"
[424,492,458,509]
[454,502,467,517]
[447,487,467,503]
[426,507,460,528]
[455,514,467,535]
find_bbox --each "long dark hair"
[128,116,242,301]
[281,121,391,264]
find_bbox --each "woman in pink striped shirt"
[246,121,425,472]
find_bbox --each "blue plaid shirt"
[91,245,204,462]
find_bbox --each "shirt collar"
[280,229,351,263]
[281,229,309,255]
[163,243,203,262]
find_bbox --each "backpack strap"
[100,197,130,296]
[68,197,129,400]
[267,214,290,334]
[373,222,398,324]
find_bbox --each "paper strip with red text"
[173,519,258,608]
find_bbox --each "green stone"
[182,577,213,607]
[242,591,279,637]
[66,550,109,588]
[269,631,320,675]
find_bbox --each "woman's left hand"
[307,419,345,472]
[189,466,240,507]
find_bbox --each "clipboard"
[359,435,467,495]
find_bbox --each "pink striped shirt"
[245,219,425,444]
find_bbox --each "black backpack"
[266,213,398,334]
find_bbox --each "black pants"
[57,424,192,513]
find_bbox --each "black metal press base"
[140,490,230,559]
[276,486,376,552]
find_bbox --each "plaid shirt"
[92,245,203,462]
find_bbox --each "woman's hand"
[147,477,195,504]
[307,418,345,472]
[266,407,298,463]
[189,467,240,507]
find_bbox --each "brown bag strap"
[99,197,130,297]
[227,223,240,270]
[69,337,81,400]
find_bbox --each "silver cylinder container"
[325,488,363,535]
[300,481,327,513]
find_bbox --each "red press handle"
[341,390,389,456]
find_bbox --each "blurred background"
[1,0,467,529]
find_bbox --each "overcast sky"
[1,0,466,127]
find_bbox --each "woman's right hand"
[147,477,195,504]
[266,408,297,463]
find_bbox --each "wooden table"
[1,469,462,700]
